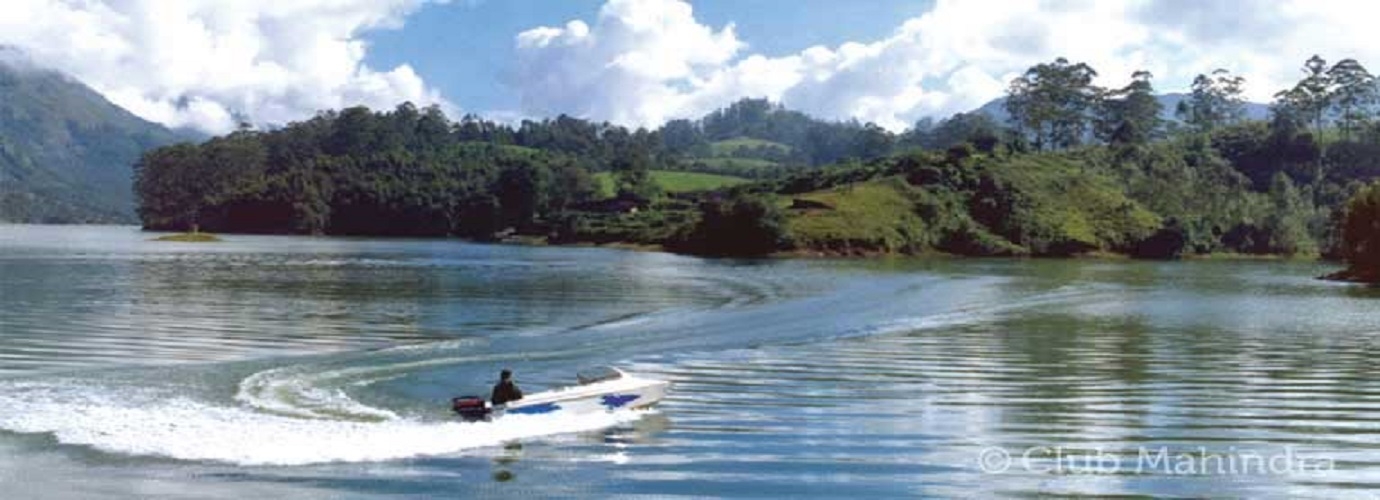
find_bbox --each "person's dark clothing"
[491,380,523,405]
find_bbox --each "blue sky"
[364,1,936,116]
[3,1,1377,133]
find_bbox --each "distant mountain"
[0,55,191,224]
[972,93,1271,124]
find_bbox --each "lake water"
[1,225,1378,498]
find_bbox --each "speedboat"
[451,366,669,420]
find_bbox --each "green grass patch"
[685,157,780,169]
[982,154,1161,253]
[651,171,750,192]
[153,232,222,242]
[785,178,930,254]
[594,170,749,197]
[710,137,791,156]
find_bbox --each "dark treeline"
[665,99,896,165]
[136,103,688,236]
[136,54,1380,270]
[133,98,903,237]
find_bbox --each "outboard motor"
[451,396,492,420]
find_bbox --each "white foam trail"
[0,379,649,466]
[236,365,402,421]
[233,351,542,421]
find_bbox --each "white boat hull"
[453,368,670,420]
[503,374,669,416]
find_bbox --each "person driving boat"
[491,368,523,405]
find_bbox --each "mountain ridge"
[0,54,189,223]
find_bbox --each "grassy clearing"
[650,170,750,192]
[709,137,791,156]
[779,152,1163,257]
[983,154,1160,253]
[684,157,780,169]
[595,170,749,196]
[784,178,929,254]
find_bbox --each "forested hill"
[129,99,901,236]
[135,55,1380,263]
[0,55,189,223]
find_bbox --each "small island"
[1323,182,1380,283]
[152,229,221,242]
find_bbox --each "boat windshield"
[576,366,622,385]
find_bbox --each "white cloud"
[10,0,1376,134]
[511,0,1380,132]
[512,0,745,127]
[0,0,453,133]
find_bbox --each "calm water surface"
[1,225,1378,498]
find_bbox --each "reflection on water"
[0,225,813,375]
[616,261,1380,498]
[1,225,1379,498]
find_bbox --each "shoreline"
[1318,267,1380,284]
[136,224,1336,264]
[2,223,1348,265]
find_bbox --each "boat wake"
[0,375,650,466]
[0,271,1109,467]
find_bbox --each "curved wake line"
[0,274,1107,467]
[232,341,619,422]
[0,379,650,466]
[0,332,658,465]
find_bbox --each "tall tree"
[1096,70,1164,146]
[1005,58,1102,150]
[1177,69,1246,133]
[547,159,597,211]
[494,159,550,230]
[1274,55,1332,139]
[610,148,659,202]
[1326,58,1377,141]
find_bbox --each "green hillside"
[780,158,1160,258]
[685,157,780,170]
[786,179,933,254]
[0,57,188,223]
[595,170,748,197]
[709,137,792,157]
[125,54,1380,263]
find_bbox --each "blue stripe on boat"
[507,402,560,414]
[601,394,639,409]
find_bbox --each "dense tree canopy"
[136,105,615,236]
[1096,71,1164,146]
[1177,69,1248,133]
[136,54,1380,259]
[901,112,1003,152]
[1337,181,1380,280]
[1005,57,1101,150]
[670,191,790,256]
